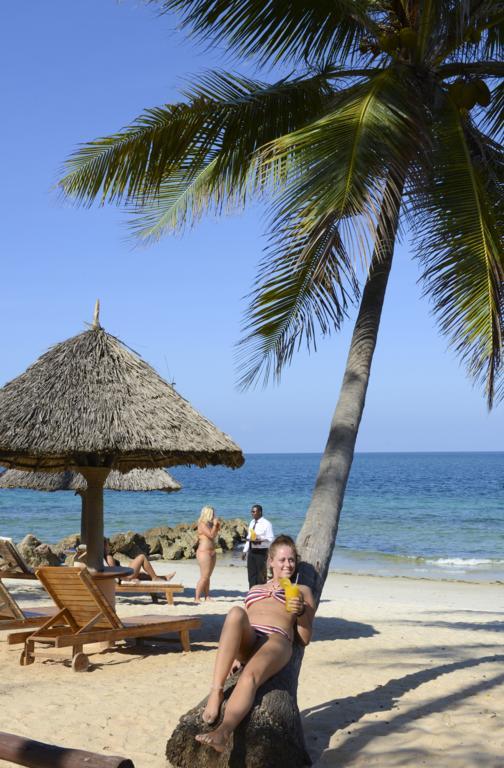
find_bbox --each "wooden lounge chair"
[115,579,184,604]
[0,579,55,630]
[9,566,201,671]
[0,538,36,579]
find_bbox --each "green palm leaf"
[261,67,426,246]
[412,100,504,406]
[481,80,504,139]
[236,214,359,388]
[236,68,428,387]
[60,70,334,218]
[154,0,373,65]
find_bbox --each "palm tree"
[60,2,502,760]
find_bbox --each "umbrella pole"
[79,492,88,546]
[78,468,111,571]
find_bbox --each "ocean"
[1,452,503,582]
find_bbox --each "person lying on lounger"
[195,534,315,753]
[77,539,175,582]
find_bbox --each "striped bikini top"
[244,583,287,609]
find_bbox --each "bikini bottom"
[251,622,291,642]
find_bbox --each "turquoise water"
[1,453,503,581]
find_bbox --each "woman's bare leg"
[197,635,292,751]
[204,553,217,600]
[195,550,212,602]
[201,606,257,724]
[122,554,175,581]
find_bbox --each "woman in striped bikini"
[195,534,315,753]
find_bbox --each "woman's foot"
[154,572,176,582]
[195,728,230,753]
[201,687,224,725]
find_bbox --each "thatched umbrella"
[0,306,244,569]
[0,468,181,544]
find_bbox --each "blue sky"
[1,0,501,452]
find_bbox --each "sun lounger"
[0,538,36,579]
[115,579,184,604]
[0,579,55,630]
[9,566,201,671]
[0,730,135,768]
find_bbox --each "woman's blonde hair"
[199,505,215,524]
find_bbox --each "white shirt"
[243,516,274,554]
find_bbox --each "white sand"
[1,562,503,767]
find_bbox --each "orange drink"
[250,528,257,541]
[280,578,300,612]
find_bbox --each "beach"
[1,561,503,767]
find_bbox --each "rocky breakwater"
[111,517,249,563]
[0,519,249,570]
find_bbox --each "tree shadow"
[312,616,378,641]
[422,609,503,617]
[302,653,504,765]
[391,617,504,633]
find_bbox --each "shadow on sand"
[302,653,504,765]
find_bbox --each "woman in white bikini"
[195,534,315,753]
[195,505,221,602]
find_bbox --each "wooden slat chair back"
[0,538,34,577]
[36,567,123,632]
[9,566,202,671]
[0,579,56,631]
[0,580,24,622]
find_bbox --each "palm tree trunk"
[297,174,404,604]
[166,176,405,767]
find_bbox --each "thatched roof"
[0,326,244,472]
[0,468,181,492]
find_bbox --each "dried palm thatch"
[0,468,181,492]
[0,317,243,569]
[0,326,244,471]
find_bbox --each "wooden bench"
[115,581,184,604]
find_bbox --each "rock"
[144,518,249,560]
[144,533,163,556]
[215,518,248,551]
[54,533,81,554]
[161,541,185,560]
[18,534,63,568]
[143,525,174,537]
[108,531,149,558]
[143,526,175,556]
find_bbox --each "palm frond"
[127,157,221,240]
[59,70,335,220]
[235,68,428,388]
[481,80,504,140]
[261,68,426,246]
[153,0,374,65]
[411,101,504,407]
[434,0,503,63]
[236,214,360,388]
[478,1,504,59]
